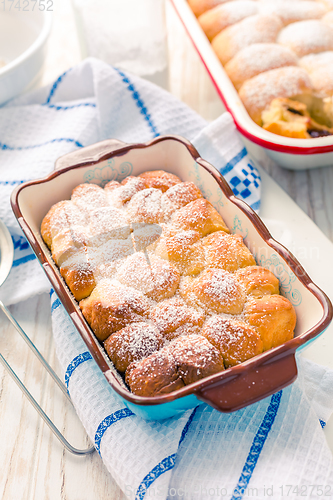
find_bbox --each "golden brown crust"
[126,334,224,396]
[126,188,167,224]
[171,335,225,385]
[41,170,297,396]
[180,268,246,314]
[198,1,258,42]
[171,198,229,236]
[138,170,182,192]
[244,295,296,351]
[203,231,256,272]
[150,297,205,341]
[41,199,91,302]
[189,0,333,136]
[60,262,96,301]
[104,180,120,192]
[163,181,203,208]
[201,316,263,367]
[41,201,69,248]
[41,200,88,250]
[125,351,185,397]
[104,176,148,206]
[79,280,151,341]
[225,43,298,91]
[121,175,147,189]
[116,252,180,301]
[50,228,87,267]
[235,265,280,297]
[188,0,229,18]
[152,228,205,276]
[104,322,163,373]
[71,183,109,209]
[239,67,312,124]
[212,14,283,66]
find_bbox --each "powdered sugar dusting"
[202,270,245,311]
[126,334,224,396]
[239,66,312,123]
[106,176,147,207]
[199,1,259,41]
[42,170,295,395]
[212,14,283,65]
[116,252,180,300]
[164,181,202,208]
[150,297,205,338]
[203,270,240,301]
[203,231,255,271]
[88,206,129,241]
[126,188,166,223]
[225,43,298,90]
[188,0,333,132]
[104,322,163,372]
[277,20,333,57]
[96,278,151,310]
[71,184,109,210]
[201,315,263,367]
[259,1,326,26]
[299,51,333,97]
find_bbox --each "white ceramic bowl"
[171,0,333,170]
[0,8,52,105]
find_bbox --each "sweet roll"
[41,169,297,396]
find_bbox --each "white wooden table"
[1,2,333,499]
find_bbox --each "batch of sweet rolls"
[41,170,296,397]
[188,0,333,138]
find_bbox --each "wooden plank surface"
[0,1,332,499]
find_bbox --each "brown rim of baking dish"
[11,135,333,413]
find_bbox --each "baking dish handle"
[195,351,297,413]
[55,138,129,171]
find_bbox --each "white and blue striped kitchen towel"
[51,290,333,500]
[0,57,260,306]
[2,57,333,500]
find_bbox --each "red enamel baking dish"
[170,0,333,170]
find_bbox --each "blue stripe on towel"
[12,254,36,267]
[43,102,96,111]
[45,68,72,104]
[0,137,83,150]
[51,298,61,313]
[64,351,93,392]
[220,148,247,177]
[179,406,199,446]
[135,454,177,500]
[0,180,26,185]
[95,408,134,455]
[230,391,283,500]
[135,406,199,499]
[115,68,159,138]
[320,419,326,428]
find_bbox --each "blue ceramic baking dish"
[11,135,333,420]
